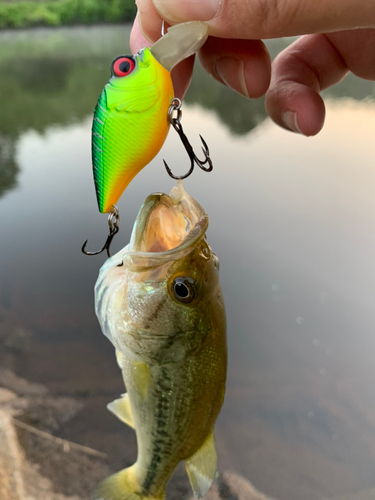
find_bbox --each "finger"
[170,56,195,100]
[326,29,375,80]
[130,12,194,99]
[136,0,163,42]
[265,34,349,136]
[130,12,153,50]
[143,0,375,40]
[198,37,271,99]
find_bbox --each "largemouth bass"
[93,183,227,500]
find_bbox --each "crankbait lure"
[82,22,213,258]
[92,22,210,215]
[92,48,173,214]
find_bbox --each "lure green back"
[92,48,174,213]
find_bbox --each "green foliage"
[0,0,136,28]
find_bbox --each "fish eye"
[172,277,195,304]
[112,56,135,77]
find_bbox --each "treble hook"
[163,98,213,180]
[82,206,120,258]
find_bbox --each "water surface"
[1,25,375,500]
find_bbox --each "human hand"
[130,0,375,136]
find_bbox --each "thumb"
[149,0,375,38]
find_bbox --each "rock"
[0,410,25,500]
[0,388,29,418]
[21,396,83,432]
[0,388,18,405]
[19,425,111,499]
[189,472,276,500]
[22,460,85,500]
[0,373,106,500]
[0,371,82,430]
[0,370,47,398]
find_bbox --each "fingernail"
[281,111,302,134]
[215,57,249,99]
[153,0,221,22]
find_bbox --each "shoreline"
[0,0,136,30]
[0,21,132,32]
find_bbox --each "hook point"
[165,99,214,180]
[82,207,120,258]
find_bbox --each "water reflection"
[0,26,132,198]
[0,134,18,197]
[1,25,375,500]
[0,27,374,203]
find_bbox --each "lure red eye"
[112,56,135,77]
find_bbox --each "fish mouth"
[150,21,208,72]
[121,182,208,272]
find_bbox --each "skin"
[130,0,375,136]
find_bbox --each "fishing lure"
[82,22,213,257]
[92,47,173,215]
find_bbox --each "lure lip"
[150,21,209,72]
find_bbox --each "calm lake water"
[1,25,375,500]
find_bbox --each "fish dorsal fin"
[107,394,134,429]
[185,431,217,498]
[131,360,150,400]
[105,84,161,113]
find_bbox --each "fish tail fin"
[90,465,165,500]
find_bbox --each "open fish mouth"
[120,182,208,272]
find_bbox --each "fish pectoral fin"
[131,360,150,400]
[185,431,217,499]
[115,349,123,369]
[105,85,161,113]
[107,393,135,429]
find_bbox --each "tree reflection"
[0,52,113,199]
[0,134,19,198]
